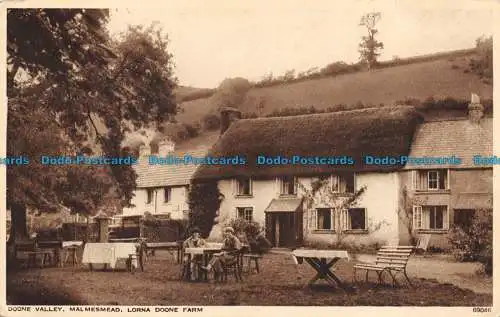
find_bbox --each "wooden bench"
[242,254,262,273]
[25,250,54,268]
[353,246,414,287]
[145,242,182,263]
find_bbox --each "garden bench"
[145,241,182,263]
[25,250,54,268]
[242,253,262,273]
[353,245,414,287]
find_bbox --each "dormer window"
[236,177,252,196]
[280,176,297,196]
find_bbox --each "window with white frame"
[236,178,252,196]
[237,207,253,222]
[146,188,154,204]
[413,205,448,230]
[280,176,297,196]
[163,187,171,203]
[341,208,367,230]
[412,169,449,191]
[316,208,334,230]
[330,174,355,193]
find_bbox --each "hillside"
[176,51,492,125]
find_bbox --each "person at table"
[182,227,206,280]
[201,226,241,274]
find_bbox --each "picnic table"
[82,243,139,271]
[292,249,350,290]
[183,243,223,281]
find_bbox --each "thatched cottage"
[194,106,422,247]
[193,100,493,249]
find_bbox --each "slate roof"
[403,118,493,169]
[135,148,209,188]
[265,198,303,213]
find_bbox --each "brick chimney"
[158,139,175,156]
[139,144,151,157]
[468,93,484,123]
[220,107,242,135]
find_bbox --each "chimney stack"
[139,144,151,157]
[158,139,175,156]
[220,107,242,135]
[468,93,484,123]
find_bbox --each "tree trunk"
[7,202,29,245]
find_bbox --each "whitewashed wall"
[122,186,189,220]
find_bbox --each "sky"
[107,0,495,88]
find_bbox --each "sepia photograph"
[2,0,496,313]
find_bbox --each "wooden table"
[183,246,222,281]
[292,249,350,290]
[82,243,139,271]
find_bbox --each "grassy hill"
[176,50,492,125]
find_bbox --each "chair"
[242,242,263,273]
[215,249,244,282]
[415,234,431,256]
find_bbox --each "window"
[413,205,448,230]
[280,176,296,195]
[146,189,154,204]
[236,178,252,196]
[316,208,334,230]
[342,208,366,230]
[163,187,171,203]
[412,169,448,191]
[331,174,355,193]
[237,207,253,222]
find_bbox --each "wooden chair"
[415,234,431,256]
[353,245,414,287]
[215,249,244,282]
[127,240,146,273]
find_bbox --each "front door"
[266,212,298,248]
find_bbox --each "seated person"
[249,231,272,254]
[182,227,206,280]
[201,227,241,275]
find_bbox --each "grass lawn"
[6,252,492,306]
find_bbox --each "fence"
[61,222,98,242]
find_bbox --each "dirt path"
[355,254,492,295]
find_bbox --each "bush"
[226,218,271,254]
[448,209,492,275]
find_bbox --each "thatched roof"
[193,106,423,180]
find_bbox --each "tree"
[187,181,224,238]
[7,9,177,246]
[210,77,252,110]
[469,35,492,83]
[358,12,384,70]
[297,177,367,246]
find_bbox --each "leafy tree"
[211,77,252,110]
[358,12,384,69]
[7,9,177,246]
[187,181,224,238]
[469,35,492,82]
